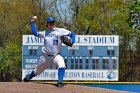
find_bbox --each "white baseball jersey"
[38,27,70,56]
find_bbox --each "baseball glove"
[61,35,73,47]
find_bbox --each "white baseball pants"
[33,54,65,75]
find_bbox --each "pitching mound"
[0,82,131,93]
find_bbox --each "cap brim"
[47,21,55,23]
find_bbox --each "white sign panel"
[22,70,118,81]
[23,35,119,46]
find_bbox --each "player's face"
[47,22,55,30]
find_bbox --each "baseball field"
[0,82,132,93]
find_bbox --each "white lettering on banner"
[22,70,118,81]
[23,35,119,46]
[68,46,79,50]
[25,64,37,69]
[26,59,38,63]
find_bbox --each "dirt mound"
[0,82,131,93]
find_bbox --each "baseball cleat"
[56,82,64,87]
[22,73,31,82]
[23,77,30,82]
[23,71,36,82]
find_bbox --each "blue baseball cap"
[46,17,55,23]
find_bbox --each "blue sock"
[58,68,65,83]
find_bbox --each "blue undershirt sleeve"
[70,32,76,43]
[31,21,38,36]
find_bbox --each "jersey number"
[53,40,58,45]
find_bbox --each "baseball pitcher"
[23,16,76,87]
